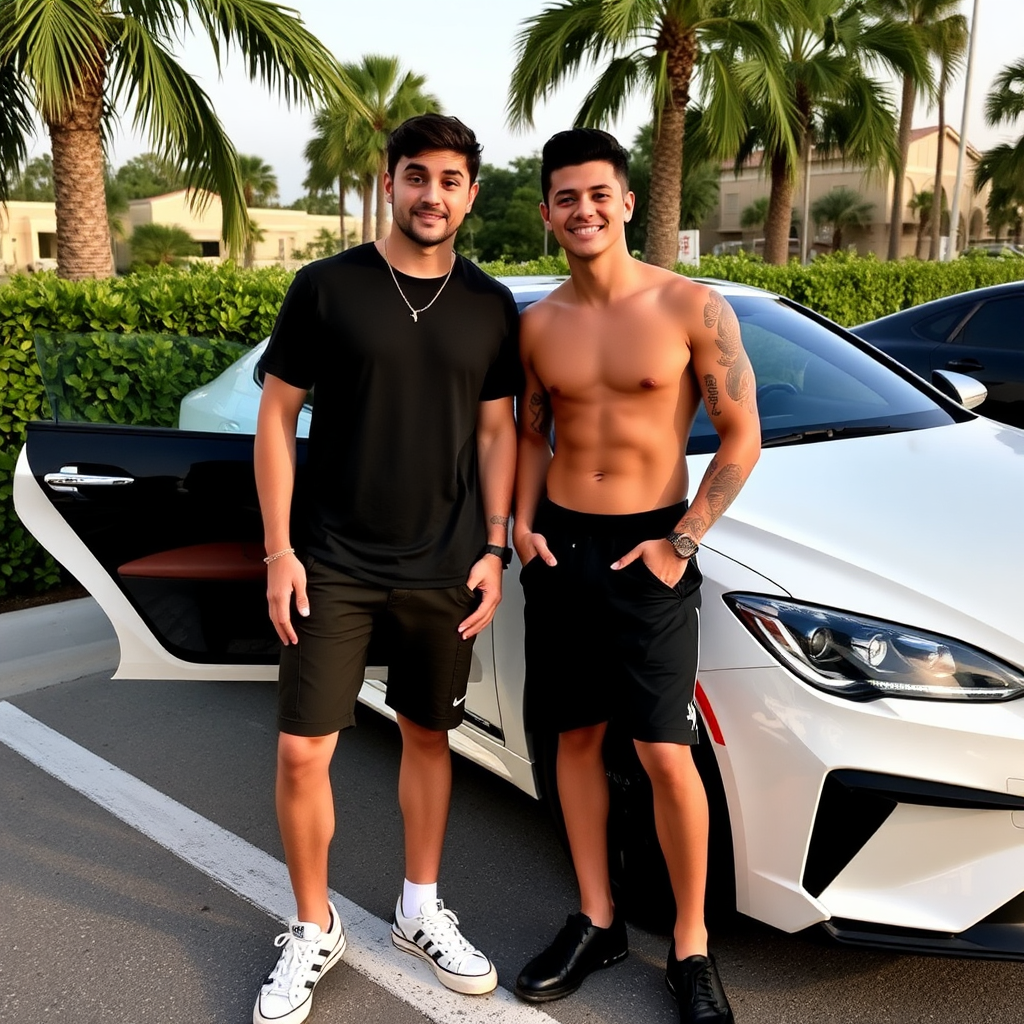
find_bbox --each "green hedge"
[0,264,290,597]
[483,250,1024,325]
[4,254,1024,598]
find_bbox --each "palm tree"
[237,155,278,208]
[975,58,1024,249]
[304,104,378,245]
[625,117,722,253]
[507,0,797,269]
[736,0,927,265]
[811,185,873,251]
[926,14,967,259]
[0,0,358,280]
[873,0,962,261]
[129,224,200,268]
[740,196,770,231]
[908,188,933,257]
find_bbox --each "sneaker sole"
[254,929,348,1024]
[514,948,628,1003]
[391,929,498,995]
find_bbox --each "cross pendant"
[411,310,418,322]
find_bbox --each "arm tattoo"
[528,390,552,436]
[703,373,721,417]
[706,463,745,518]
[489,515,509,528]
[726,360,756,413]
[703,291,722,329]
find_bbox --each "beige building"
[1,191,357,276]
[115,190,358,272]
[704,125,994,258]
[0,200,59,274]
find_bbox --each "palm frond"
[186,0,364,112]
[1,0,109,123]
[109,19,249,254]
[985,58,1024,128]
[507,0,612,129]
[575,53,647,126]
[0,57,34,198]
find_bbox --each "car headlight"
[728,595,1024,702]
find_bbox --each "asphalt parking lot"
[3,600,1024,1024]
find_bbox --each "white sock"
[402,879,438,918]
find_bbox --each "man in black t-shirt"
[252,115,520,1024]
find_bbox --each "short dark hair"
[540,128,630,203]
[386,114,483,182]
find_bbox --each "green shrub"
[4,253,1024,598]
[0,263,290,597]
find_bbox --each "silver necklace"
[382,239,456,322]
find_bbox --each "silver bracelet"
[263,547,295,565]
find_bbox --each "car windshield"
[687,295,959,455]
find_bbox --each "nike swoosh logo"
[452,695,467,707]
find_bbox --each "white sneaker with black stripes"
[391,897,497,995]
[254,901,346,1024]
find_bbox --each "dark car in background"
[853,281,1024,428]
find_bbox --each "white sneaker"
[254,901,346,1024]
[391,897,497,995]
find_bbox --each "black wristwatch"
[666,532,699,560]
[483,544,514,569]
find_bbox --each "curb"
[0,597,118,698]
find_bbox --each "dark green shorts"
[278,557,480,736]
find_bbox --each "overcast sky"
[26,0,1024,204]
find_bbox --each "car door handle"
[945,358,984,372]
[44,465,135,493]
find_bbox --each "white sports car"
[15,278,1024,958]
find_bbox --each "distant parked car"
[961,243,1024,259]
[853,281,1024,428]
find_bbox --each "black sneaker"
[665,951,734,1023]
[515,912,628,1003]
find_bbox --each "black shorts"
[278,556,480,736]
[522,498,702,745]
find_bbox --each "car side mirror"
[931,369,988,410]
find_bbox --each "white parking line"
[0,701,558,1024]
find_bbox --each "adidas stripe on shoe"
[254,901,346,1024]
[391,897,497,995]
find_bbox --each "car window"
[956,297,1024,352]
[687,297,959,454]
[912,304,974,343]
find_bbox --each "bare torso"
[524,268,705,514]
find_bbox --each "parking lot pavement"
[0,598,116,698]
[5,602,1024,1024]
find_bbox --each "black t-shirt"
[259,243,522,587]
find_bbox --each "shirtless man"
[512,129,760,1024]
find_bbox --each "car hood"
[701,417,1024,670]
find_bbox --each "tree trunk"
[375,163,387,239]
[929,93,946,261]
[337,177,348,249]
[361,184,373,243]
[764,150,794,265]
[47,61,113,280]
[833,227,843,253]
[915,214,925,258]
[644,19,695,269]
[887,74,915,261]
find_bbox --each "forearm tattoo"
[706,461,745,518]
[528,390,552,436]
[702,290,756,414]
[489,515,510,528]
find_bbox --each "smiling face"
[385,149,479,249]
[540,160,634,261]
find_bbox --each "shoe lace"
[266,931,317,996]
[693,963,721,1010]
[420,905,476,963]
